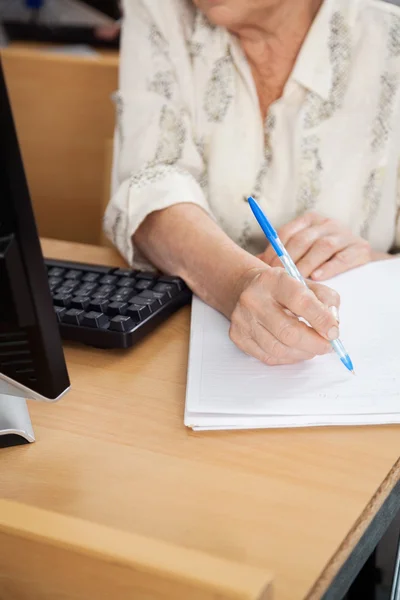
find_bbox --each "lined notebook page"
[185,259,400,431]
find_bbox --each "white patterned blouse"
[104,0,400,268]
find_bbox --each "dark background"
[81,0,121,20]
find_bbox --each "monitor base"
[0,394,35,447]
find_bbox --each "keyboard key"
[45,259,111,274]
[65,269,83,280]
[48,267,65,278]
[113,268,134,277]
[157,275,184,291]
[53,293,73,308]
[107,301,128,316]
[89,299,109,313]
[110,289,133,302]
[82,311,109,329]
[117,277,136,288]
[48,276,62,291]
[134,279,153,291]
[75,282,98,296]
[92,284,115,299]
[63,308,85,325]
[152,282,179,298]
[136,271,156,281]
[57,281,80,294]
[82,272,100,283]
[97,284,115,295]
[138,289,169,305]
[100,275,118,285]
[109,315,134,332]
[54,306,66,322]
[71,296,91,310]
[129,295,159,312]
[127,303,151,321]
[138,289,168,303]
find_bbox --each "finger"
[308,281,341,311]
[278,212,326,246]
[275,271,340,342]
[230,326,304,365]
[269,223,339,269]
[260,214,313,265]
[230,302,318,363]
[253,319,318,362]
[253,296,332,356]
[296,233,351,278]
[266,214,330,268]
[230,327,315,366]
[311,244,371,280]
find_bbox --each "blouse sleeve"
[103,0,212,268]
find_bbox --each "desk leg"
[390,533,400,600]
[0,395,35,447]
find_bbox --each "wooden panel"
[1,47,118,245]
[0,500,272,600]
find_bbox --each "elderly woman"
[104,0,400,366]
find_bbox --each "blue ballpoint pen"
[248,196,355,374]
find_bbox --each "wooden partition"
[0,500,273,600]
[1,46,118,245]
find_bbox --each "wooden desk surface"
[2,239,400,600]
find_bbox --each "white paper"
[185,259,400,430]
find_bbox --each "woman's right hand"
[229,267,341,365]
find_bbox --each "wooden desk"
[1,239,400,600]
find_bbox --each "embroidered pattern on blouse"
[304,12,351,129]
[129,164,199,191]
[148,70,175,100]
[360,168,385,239]
[372,72,399,152]
[187,40,204,60]
[204,52,234,123]
[196,10,217,32]
[187,10,216,61]
[153,106,186,165]
[361,19,400,238]
[149,23,169,58]
[195,136,209,191]
[296,135,323,215]
[104,207,130,258]
[389,16,400,57]
[249,113,276,201]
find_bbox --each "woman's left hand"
[258,212,383,281]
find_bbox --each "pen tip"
[351,370,356,376]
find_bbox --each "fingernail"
[312,269,323,280]
[329,306,339,323]
[328,326,339,341]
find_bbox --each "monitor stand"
[0,394,35,447]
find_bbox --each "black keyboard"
[45,258,191,349]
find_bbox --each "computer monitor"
[0,58,70,447]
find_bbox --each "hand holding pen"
[248,197,354,374]
[228,243,343,368]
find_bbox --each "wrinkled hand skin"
[229,266,340,366]
[258,212,393,281]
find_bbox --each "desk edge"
[0,499,273,600]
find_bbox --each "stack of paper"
[185,259,400,431]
